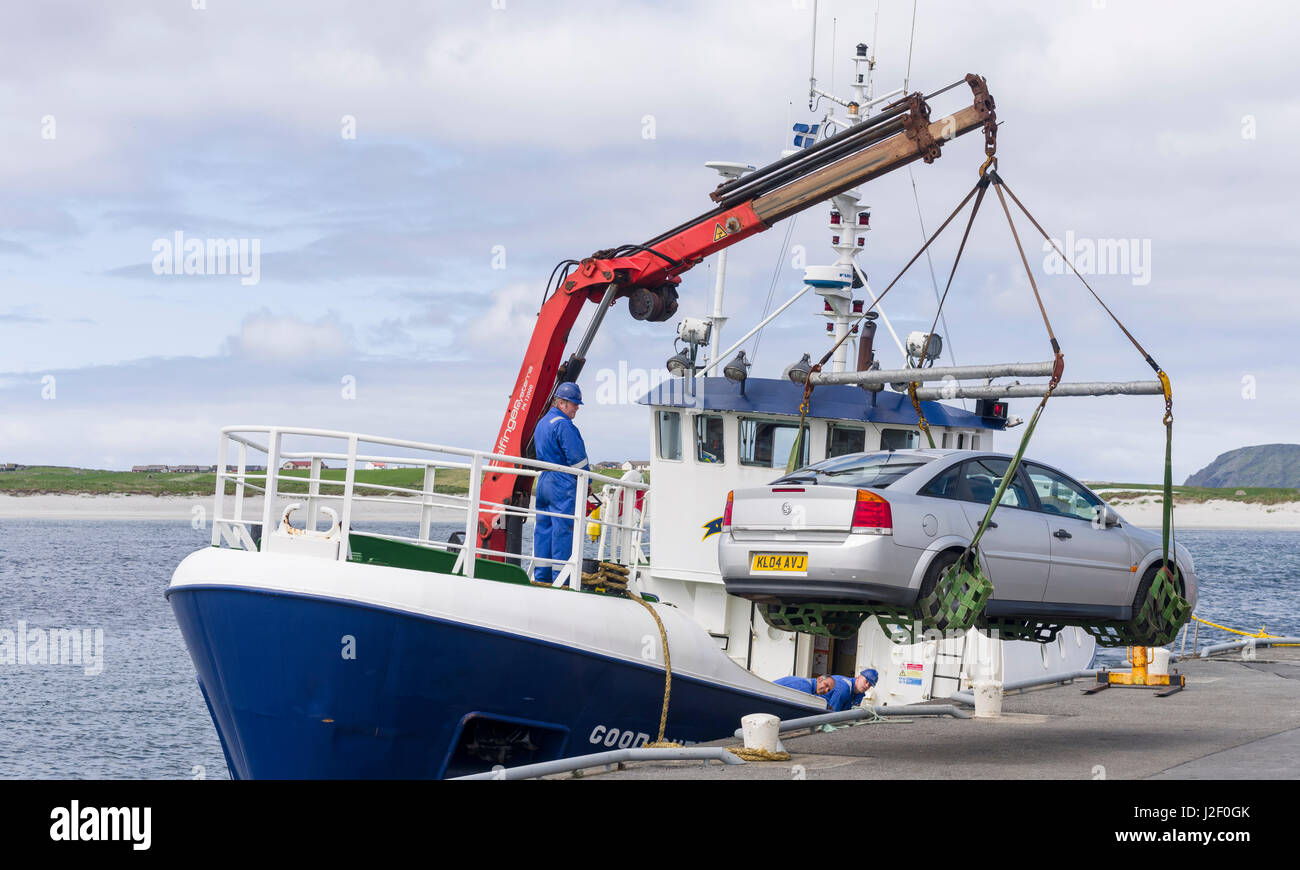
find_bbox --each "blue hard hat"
[555,382,583,405]
[860,668,878,686]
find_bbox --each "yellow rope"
[727,747,791,762]
[581,561,681,747]
[1191,613,1279,639]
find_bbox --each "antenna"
[808,0,818,110]
[830,17,837,95]
[866,0,880,114]
[904,0,918,94]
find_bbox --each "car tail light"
[851,489,892,534]
[722,490,734,531]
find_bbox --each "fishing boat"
[168,27,1101,778]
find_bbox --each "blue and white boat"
[168,37,1094,780]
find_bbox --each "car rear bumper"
[718,530,920,606]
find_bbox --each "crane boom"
[477,76,997,553]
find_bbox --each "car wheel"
[1131,563,1157,613]
[919,549,963,601]
[1132,559,1182,609]
[1131,560,1182,640]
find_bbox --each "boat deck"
[569,647,1300,780]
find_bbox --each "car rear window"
[772,452,934,489]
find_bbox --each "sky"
[1,0,1296,482]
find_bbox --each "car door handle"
[987,521,998,529]
[1053,529,1072,540]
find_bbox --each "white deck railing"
[210,425,650,591]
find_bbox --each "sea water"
[0,520,1294,778]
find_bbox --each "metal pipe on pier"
[911,380,1165,401]
[731,704,970,737]
[809,360,1056,387]
[1199,637,1300,658]
[949,669,1102,706]
[450,746,748,780]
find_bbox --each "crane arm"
[478,76,997,551]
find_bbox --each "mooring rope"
[583,561,678,747]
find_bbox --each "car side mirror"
[1093,505,1121,529]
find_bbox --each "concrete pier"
[560,648,1300,780]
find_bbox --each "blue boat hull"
[168,585,818,778]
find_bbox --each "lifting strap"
[793,178,989,430]
[950,171,1064,590]
[994,174,1179,594]
[910,175,994,447]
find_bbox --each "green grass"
[1087,482,1300,505]
[0,466,221,496]
[0,465,642,497]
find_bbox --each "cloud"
[0,306,46,324]
[222,310,354,363]
[1,0,1298,485]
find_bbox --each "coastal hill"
[1184,444,1300,489]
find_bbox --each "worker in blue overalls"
[825,669,879,712]
[774,674,836,706]
[532,382,590,584]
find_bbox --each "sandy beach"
[1104,497,1300,532]
[2,492,1299,531]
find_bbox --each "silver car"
[718,449,1198,624]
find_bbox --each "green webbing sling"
[920,363,1057,634]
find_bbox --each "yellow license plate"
[750,553,808,572]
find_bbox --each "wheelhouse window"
[657,410,682,461]
[1023,463,1102,522]
[880,428,920,450]
[957,457,1033,508]
[739,418,808,469]
[826,424,865,458]
[773,451,934,489]
[695,414,724,463]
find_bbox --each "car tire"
[918,549,963,602]
[1132,559,1183,609]
[1131,559,1183,639]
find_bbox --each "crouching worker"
[532,382,589,584]
[774,674,836,706]
[826,669,879,712]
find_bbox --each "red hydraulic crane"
[477,76,998,556]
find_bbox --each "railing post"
[419,463,436,542]
[212,432,228,547]
[338,435,357,561]
[307,456,322,532]
[262,429,282,551]
[234,442,248,525]
[569,472,586,591]
[462,453,482,579]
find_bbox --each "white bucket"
[1149,646,1172,676]
[740,713,781,752]
[972,677,1003,719]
